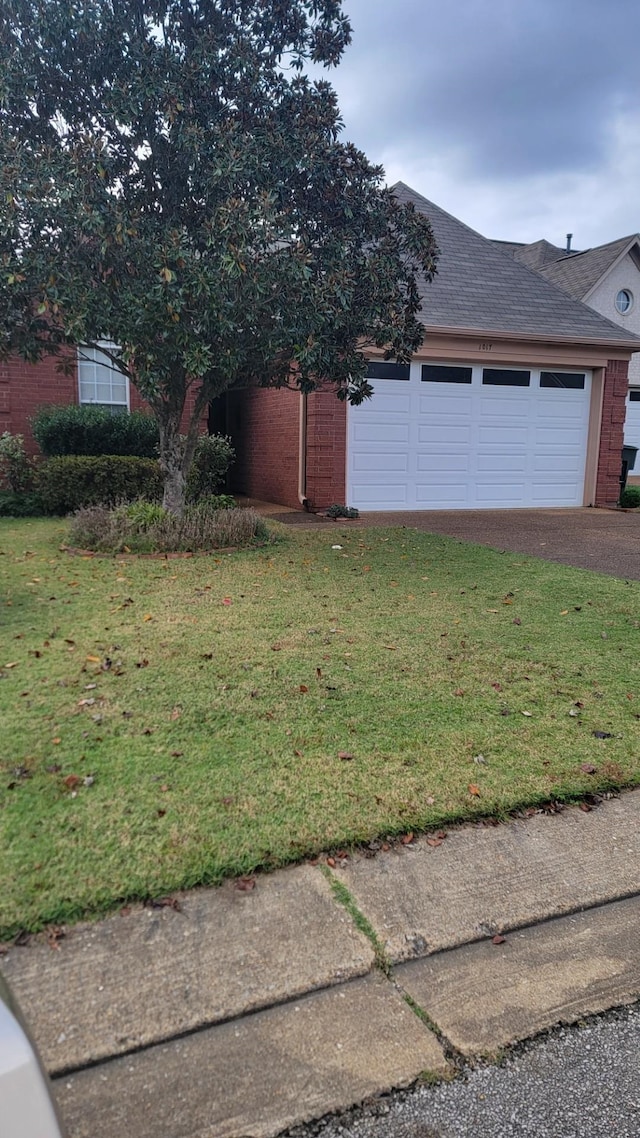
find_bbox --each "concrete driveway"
[266,504,640,580]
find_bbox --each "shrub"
[37,455,163,514]
[185,493,236,514]
[186,434,235,501]
[0,490,45,517]
[620,485,640,508]
[31,404,159,458]
[326,503,360,519]
[68,502,268,553]
[0,432,37,492]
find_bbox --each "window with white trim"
[78,342,128,410]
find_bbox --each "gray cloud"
[335,0,640,179]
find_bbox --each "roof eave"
[421,323,640,353]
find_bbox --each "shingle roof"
[513,238,567,270]
[536,236,639,299]
[392,182,640,347]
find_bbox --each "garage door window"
[540,371,586,390]
[365,362,410,381]
[482,368,531,386]
[421,365,472,384]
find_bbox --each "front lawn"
[1,518,639,938]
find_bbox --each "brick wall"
[305,388,346,509]
[0,353,206,455]
[226,385,300,508]
[595,358,629,507]
[0,354,76,453]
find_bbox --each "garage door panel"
[535,426,585,446]
[419,392,473,415]
[478,397,530,418]
[418,424,472,445]
[476,453,527,473]
[532,453,582,473]
[417,452,471,472]
[531,480,583,503]
[415,482,474,506]
[477,426,529,446]
[347,367,591,510]
[476,482,527,503]
[351,480,409,505]
[352,451,408,472]
[364,393,412,415]
[352,422,410,444]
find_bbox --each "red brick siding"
[226,385,300,508]
[1,354,76,454]
[305,388,346,510]
[1,353,206,456]
[595,358,629,508]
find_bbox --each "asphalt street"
[292,1003,640,1138]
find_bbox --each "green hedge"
[37,455,163,514]
[31,404,159,458]
[0,490,45,517]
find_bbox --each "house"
[225,184,640,511]
[0,345,204,450]
[493,232,640,467]
[2,183,639,512]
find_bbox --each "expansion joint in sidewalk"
[320,866,391,975]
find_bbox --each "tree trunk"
[157,410,188,517]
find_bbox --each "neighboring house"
[493,232,640,467]
[225,184,640,511]
[2,183,639,512]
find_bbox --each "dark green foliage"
[31,405,159,458]
[186,493,236,513]
[0,0,438,513]
[326,503,360,518]
[68,502,268,553]
[0,431,37,491]
[186,435,235,501]
[620,485,640,508]
[0,490,44,516]
[37,456,163,515]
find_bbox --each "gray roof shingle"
[392,182,640,347]
[536,236,639,299]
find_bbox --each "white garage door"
[347,361,592,510]
[624,389,640,463]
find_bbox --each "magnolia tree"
[0,0,438,514]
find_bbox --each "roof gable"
[537,236,640,300]
[392,183,640,347]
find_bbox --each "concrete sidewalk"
[3,792,640,1138]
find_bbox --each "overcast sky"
[327,0,640,249]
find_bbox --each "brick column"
[304,388,347,510]
[595,358,629,508]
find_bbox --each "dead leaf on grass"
[338,751,354,761]
[468,784,481,797]
[63,774,81,790]
[401,832,414,844]
[593,730,612,739]
[299,684,309,693]
[170,707,181,721]
[580,763,598,774]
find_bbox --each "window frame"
[77,341,129,411]
[615,289,633,315]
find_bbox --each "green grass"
[1,517,639,938]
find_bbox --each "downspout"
[298,391,310,509]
